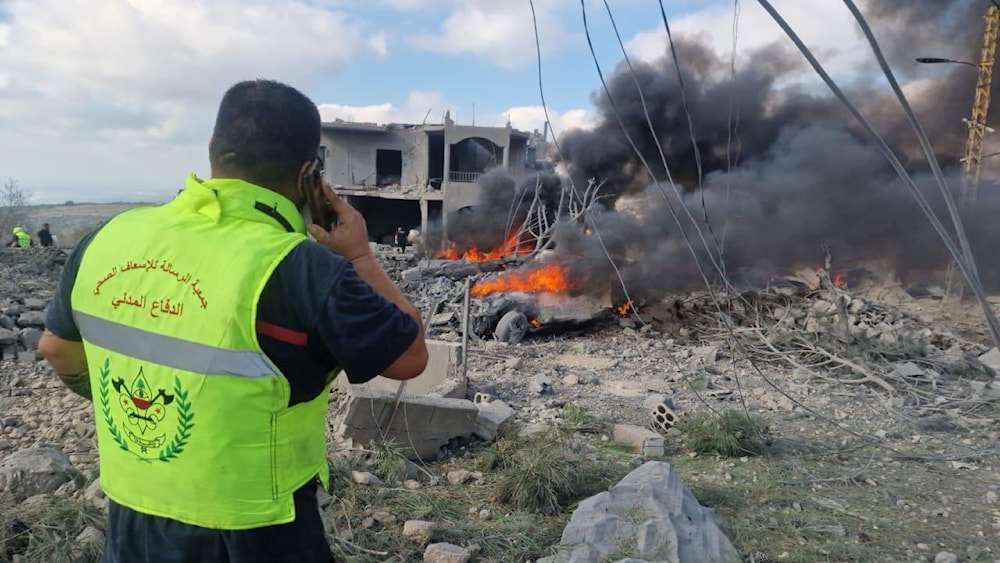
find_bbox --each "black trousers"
[102,481,333,563]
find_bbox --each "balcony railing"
[448,171,484,183]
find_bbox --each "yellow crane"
[961,1,1000,208]
[925,2,1000,298]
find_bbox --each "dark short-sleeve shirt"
[47,230,418,403]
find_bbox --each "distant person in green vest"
[7,227,31,248]
[38,79,428,563]
[36,223,53,247]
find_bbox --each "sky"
[0,0,868,203]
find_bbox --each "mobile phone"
[303,158,333,230]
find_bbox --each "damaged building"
[320,112,550,245]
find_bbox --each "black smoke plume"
[441,0,1000,295]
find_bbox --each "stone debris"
[472,399,516,441]
[403,519,436,544]
[351,471,384,487]
[84,478,108,512]
[423,542,473,563]
[531,373,552,394]
[978,347,1000,375]
[540,461,739,563]
[332,387,478,461]
[613,424,666,457]
[0,447,82,501]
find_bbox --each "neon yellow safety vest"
[72,174,334,530]
[13,229,30,248]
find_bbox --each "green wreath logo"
[98,358,195,462]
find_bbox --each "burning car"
[471,263,613,343]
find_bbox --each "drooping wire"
[721,0,743,256]
[756,0,1000,350]
[580,1,996,457]
[599,0,749,416]
[528,0,641,319]
[838,0,1000,349]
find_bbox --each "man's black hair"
[209,79,321,190]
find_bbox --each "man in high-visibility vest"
[39,79,428,562]
[8,226,31,248]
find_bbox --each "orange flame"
[814,267,850,290]
[617,300,634,317]
[471,264,576,297]
[436,231,535,262]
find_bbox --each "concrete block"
[613,424,665,457]
[338,340,466,399]
[16,351,35,365]
[980,347,1000,374]
[333,387,478,461]
[472,400,515,441]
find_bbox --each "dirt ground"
[451,284,1000,562]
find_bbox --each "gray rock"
[403,519,436,544]
[19,329,43,351]
[351,471,384,486]
[16,311,45,328]
[0,328,16,345]
[472,400,515,441]
[0,448,82,501]
[22,298,46,311]
[0,315,15,330]
[531,373,552,394]
[548,461,739,563]
[423,542,472,563]
[980,347,1000,374]
[85,478,108,512]
[892,362,926,378]
[934,552,958,563]
[430,312,457,326]
[689,346,719,364]
[16,351,35,365]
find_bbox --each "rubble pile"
[0,248,66,363]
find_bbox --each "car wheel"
[495,310,528,344]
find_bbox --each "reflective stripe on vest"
[74,312,279,378]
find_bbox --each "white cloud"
[378,0,435,10]
[319,92,593,138]
[497,106,596,135]
[367,31,389,58]
[318,91,448,124]
[0,0,380,201]
[408,0,575,69]
[625,0,869,82]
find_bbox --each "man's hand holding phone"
[307,182,372,263]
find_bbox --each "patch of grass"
[367,437,409,484]
[559,404,603,433]
[0,494,104,563]
[678,409,768,457]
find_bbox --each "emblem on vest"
[98,358,195,462]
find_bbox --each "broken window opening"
[449,137,503,183]
[376,149,403,187]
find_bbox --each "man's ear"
[296,160,313,198]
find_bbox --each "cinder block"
[472,400,515,441]
[613,424,665,457]
[338,340,466,399]
[333,387,478,461]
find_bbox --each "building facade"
[320,112,536,244]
